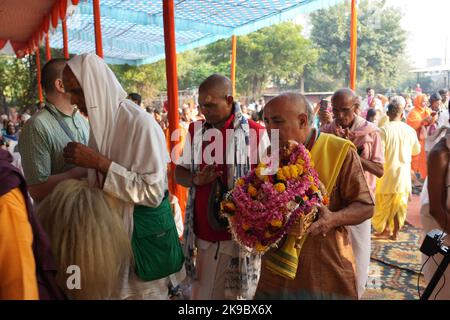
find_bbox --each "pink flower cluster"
[220,142,327,254]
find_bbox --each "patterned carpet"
[362,223,426,300]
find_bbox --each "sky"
[298,0,450,68]
[389,0,450,68]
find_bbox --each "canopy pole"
[62,19,69,59]
[231,35,237,97]
[36,48,43,103]
[93,0,104,58]
[45,33,52,61]
[162,0,181,198]
[350,0,357,90]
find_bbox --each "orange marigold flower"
[221,201,236,212]
[256,167,269,182]
[282,166,291,179]
[296,164,304,175]
[255,242,267,252]
[248,185,258,197]
[277,168,286,181]
[270,219,283,228]
[289,165,299,179]
[274,183,286,193]
[236,178,245,186]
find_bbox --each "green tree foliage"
[202,22,318,98]
[0,5,409,109]
[109,60,167,101]
[177,50,228,90]
[0,54,37,113]
[308,0,407,92]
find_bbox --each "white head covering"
[67,53,169,189]
[67,53,127,155]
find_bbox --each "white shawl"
[66,53,177,299]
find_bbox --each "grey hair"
[390,95,406,108]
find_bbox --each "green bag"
[131,196,184,281]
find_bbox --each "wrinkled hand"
[335,126,354,140]
[63,142,111,173]
[308,205,336,237]
[193,164,222,186]
[287,219,303,239]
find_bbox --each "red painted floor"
[406,194,422,229]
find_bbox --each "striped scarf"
[182,103,261,299]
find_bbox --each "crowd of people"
[1,53,450,300]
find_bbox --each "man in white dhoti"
[61,53,185,299]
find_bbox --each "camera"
[419,229,450,300]
[420,229,448,257]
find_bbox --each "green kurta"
[19,104,89,185]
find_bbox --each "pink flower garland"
[220,143,327,253]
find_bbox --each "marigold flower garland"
[220,142,328,254]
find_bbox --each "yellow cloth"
[378,115,389,128]
[310,133,356,194]
[0,188,39,300]
[373,121,420,233]
[372,192,409,233]
[377,121,421,194]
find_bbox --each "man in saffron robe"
[407,94,436,179]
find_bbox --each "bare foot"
[389,234,398,241]
[373,229,391,238]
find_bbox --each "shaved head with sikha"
[263,92,313,146]
[197,74,234,128]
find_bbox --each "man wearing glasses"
[321,88,384,299]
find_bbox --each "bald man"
[175,74,269,299]
[255,92,374,300]
[321,88,384,298]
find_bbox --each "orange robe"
[406,95,431,179]
[0,188,39,300]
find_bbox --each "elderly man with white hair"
[372,97,421,240]
[57,53,185,299]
